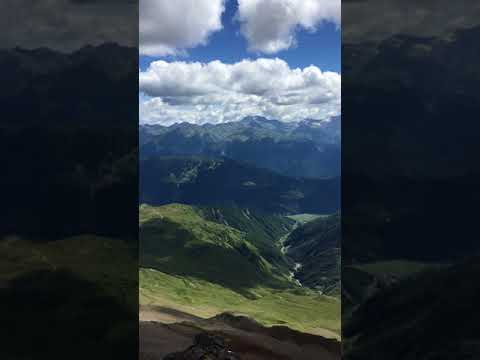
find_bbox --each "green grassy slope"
[287,213,325,224]
[139,204,340,337]
[140,204,293,291]
[140,269,340,338]
[199,206,295,276]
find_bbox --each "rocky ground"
[140,307,340,360]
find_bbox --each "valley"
[139,204,341,358]
[139,116,341,359]
[139,204,340,334]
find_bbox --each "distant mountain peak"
[241,115,269,123]
[140,114,341,179]
[298,118,324,128]
[239,116,284,128]
[141,115,341,130]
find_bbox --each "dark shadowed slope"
[140,311,340,360]
[140,157,340,214]
[284,214,340,295]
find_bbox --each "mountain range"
[140,116,340,179]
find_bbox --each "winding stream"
[278,224,303,287]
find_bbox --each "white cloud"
[140,0,225,56]
[139,58,340,125]
[236,0,340,54]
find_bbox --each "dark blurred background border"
[342,1,480,358]
[0,1,139,359]
[3,0,480,358]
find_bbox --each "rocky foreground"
[164,333,241,360]
[140,308,340,360]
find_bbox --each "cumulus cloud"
[139,58,340,125]
[140,0,225,56]
[236,0,340,54]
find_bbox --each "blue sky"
[140,0,340,72]
[139,0,341,125]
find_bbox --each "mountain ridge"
[140,156,340,214]
[140,116,340,179]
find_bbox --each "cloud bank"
[139,58,340,125]
[140,0,225,56]
[237,0,340,53]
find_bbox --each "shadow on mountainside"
[140,217,290,297]
[140,311,340,360]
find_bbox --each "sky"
[139,0,341,125]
